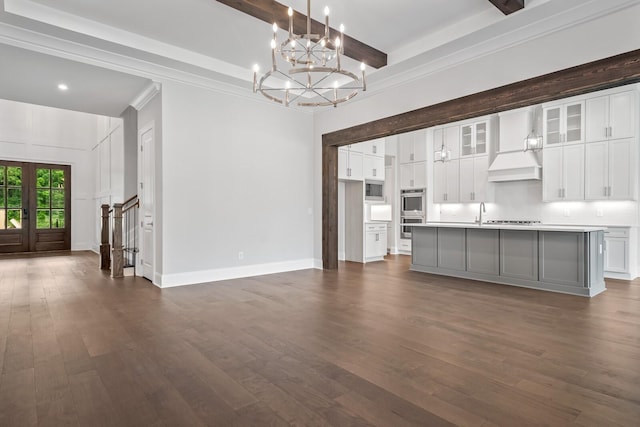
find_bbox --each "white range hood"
[488,150,541,181]
[488,107,542,182]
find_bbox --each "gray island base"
[410,223,606,297]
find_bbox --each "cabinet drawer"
[604,227,629,238]
[366,224,386,232]
[399,239,411,250]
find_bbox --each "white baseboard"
[389,246,399,255]
[313,258,323,269]
[157,258,316,288]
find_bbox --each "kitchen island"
[411,223,606,297]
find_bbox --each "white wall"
[0,99,97,250]
[313,3,640,264]
[158,80,315,287]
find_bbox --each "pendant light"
[524,106,543,152]
[434,129,451,162]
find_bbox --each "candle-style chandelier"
[252,0,366,107]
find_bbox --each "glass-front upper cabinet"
[460,121,488,156]
[543,101,584,146]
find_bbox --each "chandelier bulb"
[324,6,330,16]
[340,24,345,33]
[335,36,341,47]
[288,7,293,17]
[253,64,260,73]
[271,39,277,49]
[360,62,366,71]
[273,22,278,33]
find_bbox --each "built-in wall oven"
[400,188,426,239]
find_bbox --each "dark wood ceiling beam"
[488,0,525,15]
[215,0,387,69]
[323,49,640,147]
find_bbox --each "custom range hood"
[488,108,542,182]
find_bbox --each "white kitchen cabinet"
[364,155,385,180]
[400,161,426,189]
[433,125,460,160]
[361,138,385,157]
[604,227,629,274]
[586,91,635,142]
[460,121,489,157]
[399,130,427,164]
[543,101,585,146]
[433,159,459,203]
[338,146,363,181]
[585,138,635,200]
[542,144,584,201]
[459,156,489,202]
[365,223,387,262]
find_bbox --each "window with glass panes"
[0,166,23,230]
[36,168,66,229]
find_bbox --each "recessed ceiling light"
[57,83,68,91]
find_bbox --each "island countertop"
[413,222,607,233]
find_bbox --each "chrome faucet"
[478,202,486,226]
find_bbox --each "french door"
[0,161,71,253]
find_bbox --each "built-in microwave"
[365,180,385,201]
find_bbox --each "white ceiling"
[0,42,151,116]
[0,0,639,115]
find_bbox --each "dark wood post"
[100,204,111,270]
[322,144,339,270]
[112,203,124,278]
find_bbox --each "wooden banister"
[112,203,124,278]
[100,204,110,270]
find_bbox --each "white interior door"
[139,125,155,281]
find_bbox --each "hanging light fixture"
[252,0,366,107]
[434,129,451,162]
[524,106,543,152]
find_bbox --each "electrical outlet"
[596,209,604,217]
[238,251,244,260]
[563,209,570,217]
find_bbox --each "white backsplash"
[436,180,639,226]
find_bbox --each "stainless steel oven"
[401,188,426,217]
[400,216,424,239]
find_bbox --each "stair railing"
[101,195,139,278]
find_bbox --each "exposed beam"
[215,0,387,69]
[322,48,640,269]
[323,49,640,147]
[488,0,525,15]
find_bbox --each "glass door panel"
[565,103,583,143]
[0,162,29,252]
[0,161,70,252]
[545,107,561,145]
[475,122,487,154]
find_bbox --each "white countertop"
[413,222,607,232]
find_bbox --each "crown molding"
[130,81,161,111]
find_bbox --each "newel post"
[112,203,124,278]
[100,204,111,270]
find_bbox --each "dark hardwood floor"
[1,252,639,426]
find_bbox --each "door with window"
[0,161,71,253]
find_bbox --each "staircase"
[100,195,139,278]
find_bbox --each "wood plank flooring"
[0,252,639,426]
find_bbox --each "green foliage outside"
[7,167,21,186]
[37,209,50,229]
[1,167,64,229]
[7,189,21,208]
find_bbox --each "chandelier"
[252,0,366,107]
[434,130,451,162]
